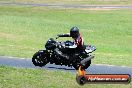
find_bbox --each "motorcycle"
[32,34,96,70]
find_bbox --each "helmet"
[70,26,79,39]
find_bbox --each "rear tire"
[73,64,79,70]
[73,60,91,70]
[83,60,91,69]
[32,51,48,67]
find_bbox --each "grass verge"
[0,0,132,5]
[0,66,132,88]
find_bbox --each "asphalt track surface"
[0,56,132,77]
[0,2,132,9]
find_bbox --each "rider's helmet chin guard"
[70,26,80,39]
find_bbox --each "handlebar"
[56,34,71,39]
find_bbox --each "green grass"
[0,66,131,88]
[0,0,132,5]
[0,6,132,66]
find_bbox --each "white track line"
[0,56,30,59]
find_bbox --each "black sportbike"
[32,34,96,70]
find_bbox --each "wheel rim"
[34,53,47,64]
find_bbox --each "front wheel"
[32,50,49,67]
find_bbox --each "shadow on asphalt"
[47,66,75,70]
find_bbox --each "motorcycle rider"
[70,26,84,51]
[55,26,84,59]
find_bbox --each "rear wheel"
[32,51,48,67]
[73,64,79,70]
[80,54,91,69]
[83,60,91,69]
[73,60,91,70]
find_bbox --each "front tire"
[32,50,48,67]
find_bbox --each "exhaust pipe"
[81,55,94,66]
